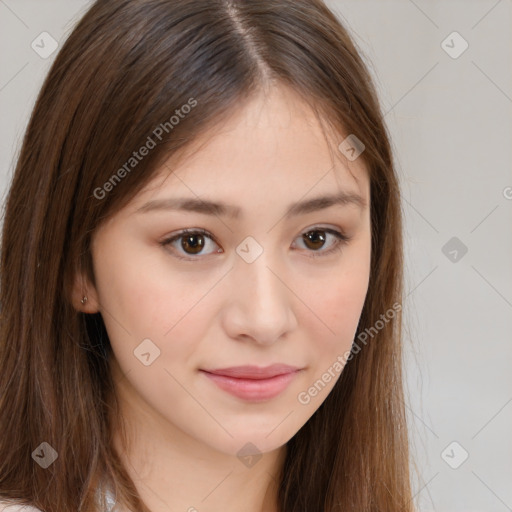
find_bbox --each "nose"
[221,251,298,346]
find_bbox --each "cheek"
[301,251,370,342]
[331,272,369,333]
[93,235,171,333]
[309,275,368,351]
[91,239,165,364]
[94,246,216,374]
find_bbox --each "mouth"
[199,364,303,402]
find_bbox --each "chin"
[209,428,292,459]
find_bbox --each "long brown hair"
[0,1,414,510]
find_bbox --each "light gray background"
[1,1,511,511]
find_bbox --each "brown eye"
[302,230,328,251]
[161,228,221,260]
[181,233,205,254]
[161,226,350,262]
[293,227,351,259]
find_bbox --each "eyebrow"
[135,191,367,219]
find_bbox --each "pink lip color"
[200,365,301,402]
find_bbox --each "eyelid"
[160,225,351,261]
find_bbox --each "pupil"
[304,230,325,250]
[183,234,204,254]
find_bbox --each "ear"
[71,267,100,314]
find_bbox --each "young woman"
[0,0,414,511]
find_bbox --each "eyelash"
[160,227,352,261]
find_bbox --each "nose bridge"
[244,251,283,308]
[224,245,296,343]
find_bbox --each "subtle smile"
[199,364,303,402]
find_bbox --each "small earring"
[81,296,88,305]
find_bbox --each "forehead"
[132,84,369,213]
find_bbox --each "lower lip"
[200,370,300,402]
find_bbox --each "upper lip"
[200,364,301,379]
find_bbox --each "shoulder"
[0,500,43,512]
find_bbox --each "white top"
[0,484,116,511]
[0,504,42,512]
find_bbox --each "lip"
[199,364,302,402]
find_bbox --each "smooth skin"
[73,83,372,512]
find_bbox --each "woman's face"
[81,85,371,457]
